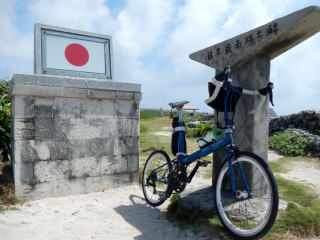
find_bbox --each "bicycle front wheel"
[142,150,172,207]
[215,152,278,240]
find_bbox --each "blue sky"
[0,0,319,115]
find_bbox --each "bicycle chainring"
[171,164,187,193]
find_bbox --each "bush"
[186,123,213,138]
[269,129,312,156]
[0,79,11,162]
[140,124,148,133]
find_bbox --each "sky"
[0,0,319,116]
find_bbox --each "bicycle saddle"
[168,101,189,109]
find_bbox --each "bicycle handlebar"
[215,66,274,114]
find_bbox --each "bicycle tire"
[142,150,173,207]
[214,151,278,240]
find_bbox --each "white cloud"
[0,0,33,77]
[0,0,319,115]
[115,0,175,58]
[27,0,115,33]
[271,35,320,114]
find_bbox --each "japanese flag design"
[45,34,106,73]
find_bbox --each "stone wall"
[269,110,320,158]
[269,110,320,136]
[10,74,141,200]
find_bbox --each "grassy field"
[140,110,320,240]
[139,110,212,181]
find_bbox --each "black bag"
[171,117,187,156]
[206,81,242,112]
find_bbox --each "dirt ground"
[0,185,217,240]
[1,126,320,240]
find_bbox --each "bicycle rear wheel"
[215,152,278,240]
[142,150,172,207]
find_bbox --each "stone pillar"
[189,6,320,186]
[10,74,141,200]
[213,55,270,180]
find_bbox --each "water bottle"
[197,130,221,148]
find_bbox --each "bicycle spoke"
[142,151,172,206]
[216,154,278,238]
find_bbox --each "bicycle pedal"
[199,160,211,167]
[158,192,168,200]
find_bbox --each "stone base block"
[15,172,138,200]
[11,74,141,200]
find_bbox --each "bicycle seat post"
[177,107,183,122]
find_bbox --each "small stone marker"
[189,6,320,186]
[35,24,113,79]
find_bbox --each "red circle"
[64,43,89,66]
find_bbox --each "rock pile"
[290,128,320,158]
[269,110,320,136]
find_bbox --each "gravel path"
[0,185,213,240]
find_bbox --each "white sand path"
[268,150,320,194]
[279,160,320,194]
[0,185,215,240]
[1,150,318,240]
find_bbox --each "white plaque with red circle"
[35,24,113,80]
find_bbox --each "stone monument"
[189,6,320,188]
[10,24,141,200]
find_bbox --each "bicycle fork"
[227,146,251,197]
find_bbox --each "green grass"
[264,175,320,239]
[266,155,320,239]
[140,108,170,119]
[139,114,202,158]
[165,171,320,239]
[0,184,22,213]
[275,176,320,207]
[166,194,231,239]
[140,124,148,133]
[270,203,320,238]
[166,177,320,240]
[140,116,172,158]
[268,156,314,173]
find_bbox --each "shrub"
[197,123,213,136]
[0,79,11,162]
[140,124,148,133]
[269,129,312,156]
[186,123,213,138]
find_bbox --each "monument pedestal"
[10,74,141,200]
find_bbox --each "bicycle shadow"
[113,194,175,240]
[113,194,230,240]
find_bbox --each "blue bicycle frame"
[152,84,250,194]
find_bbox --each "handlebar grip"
[259,82,274,106]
